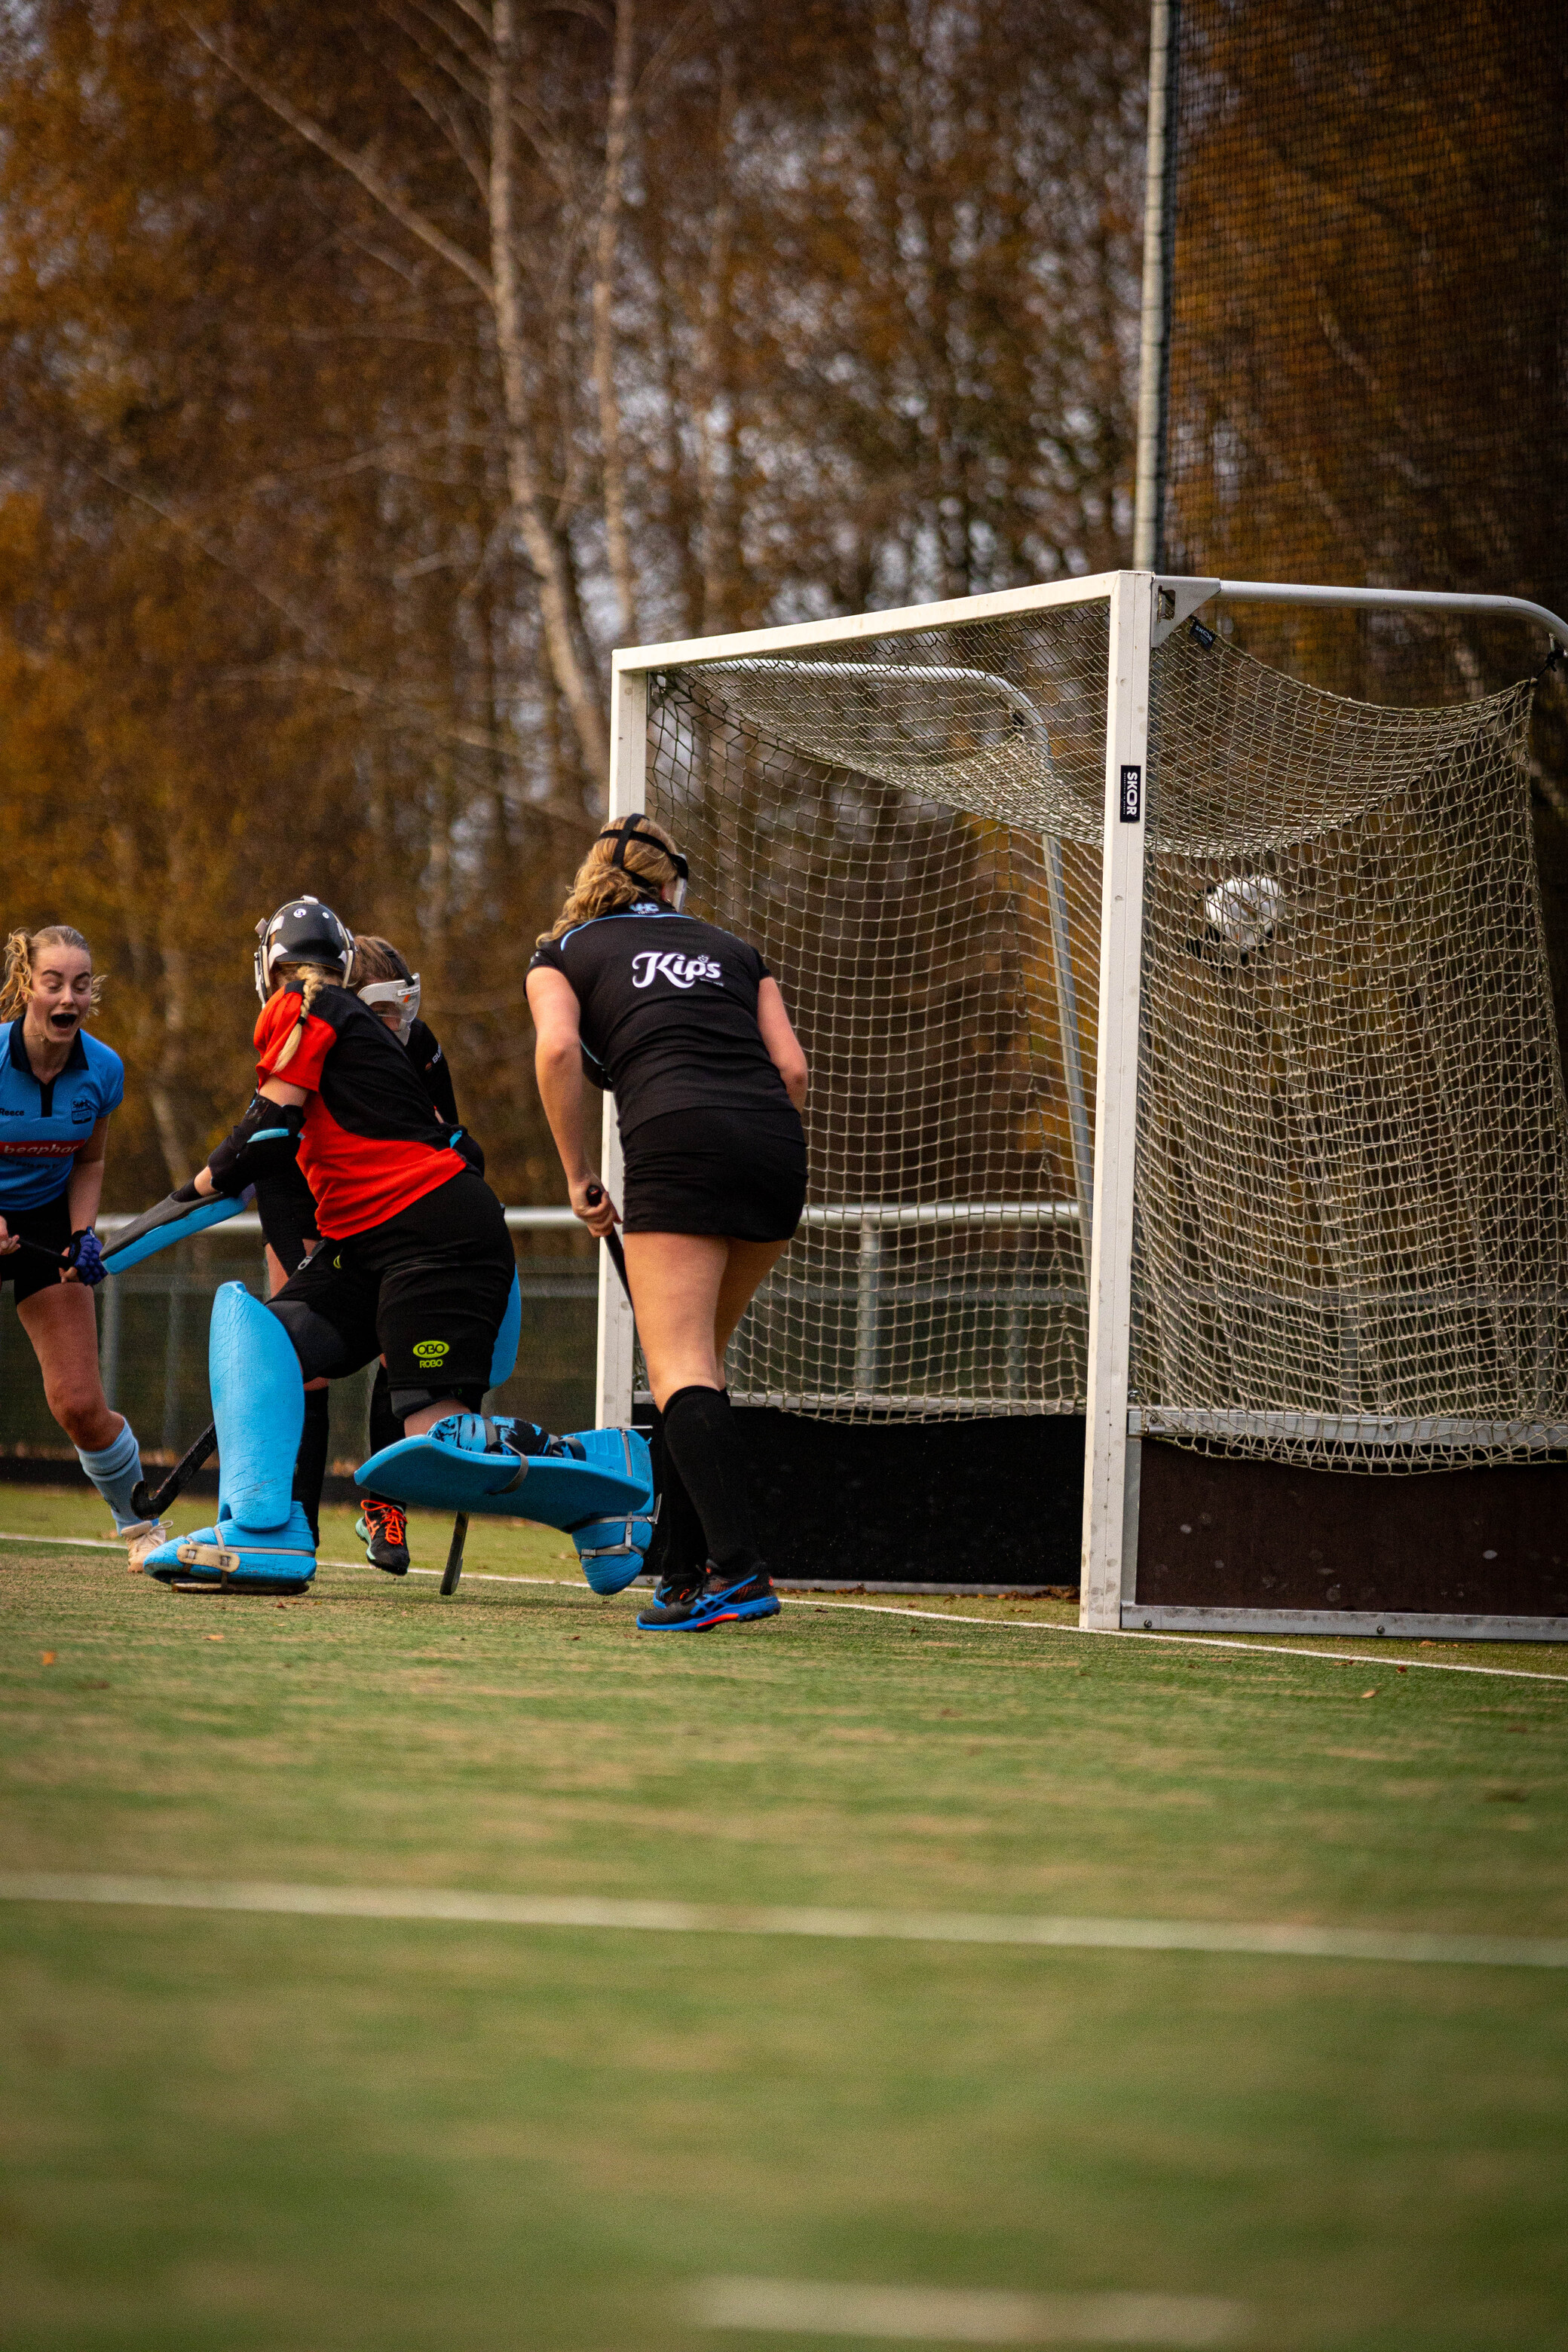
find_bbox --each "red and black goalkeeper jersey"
[253,984,466,1239]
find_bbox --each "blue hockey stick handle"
[102,1187,255,1275]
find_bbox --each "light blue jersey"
[0,1020,125,1212]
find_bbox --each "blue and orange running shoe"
[635,1562,780,1632]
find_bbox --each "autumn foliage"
[0,0,1145,1207]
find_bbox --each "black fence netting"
[1158,0,1568,1039]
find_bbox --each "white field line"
[688,2276,1249,2345]
[2,1871,1565,1968]
[7,1529,1565,1684]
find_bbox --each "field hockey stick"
[130,1421,219,1524]
[9,1232,107,1283]
[583,1184,631,1302]
[9,1235,69,1266]
[440,1511,469,1597]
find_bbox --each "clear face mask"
[357,975,421,1045]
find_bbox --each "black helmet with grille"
[253,896,355,1003]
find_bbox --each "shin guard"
[144,1282,315,1591]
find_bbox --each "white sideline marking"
[771,1596,1568,1685]
[6,1530,1565,1683]
[688,2277,1248,2345]
[2,1872,1564,1968]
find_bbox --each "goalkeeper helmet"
[253,896,355,1003]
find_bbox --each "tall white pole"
[593,660,645,1427]
[1080,571,1154,1629]
[1132,0,1178,572]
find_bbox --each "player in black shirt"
[249,933,487,1574]
[527,814,808,1631]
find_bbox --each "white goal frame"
[596,571,1568,1637]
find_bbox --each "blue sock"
[76,1419,145,1531]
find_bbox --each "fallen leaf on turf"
[1397,1664,1408,1674]
[40,1651,56,1664]
[207,1634,225,1643]
[1360,1689,1377,1698]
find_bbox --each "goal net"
[637,594,1568,1472]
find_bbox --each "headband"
[596,813,689,886]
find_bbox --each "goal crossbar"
[611,574,1568,678]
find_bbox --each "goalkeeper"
[527,814,808,1632]
[248,930,482,1574]
[141,896,515,1591]
[0,924,166,1566]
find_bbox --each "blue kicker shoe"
[563,1425,655,1596]
[635,1562,780,1631]
[142,1499,317,1594]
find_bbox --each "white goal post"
[596,571,1568,1633]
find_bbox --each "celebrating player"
[0,925,166,1565]
[527,815,809,1631]
[142,896,515,1591]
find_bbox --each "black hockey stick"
[583,1184,631,1302]
[131,1421,219,1523]
[440,1511,469,1596]
[11,1234,69,1266]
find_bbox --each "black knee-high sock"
[660,1385,762,1579]
[645,1401,709,1584]
[292,1385,331,1545]
[367,1365,400,1459]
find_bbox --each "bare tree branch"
[592,0,639,637]
[84,461,331,651]
[489,0,608,772]
[696,42,738,632]
[180,11,495,298]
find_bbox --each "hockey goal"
[596,571,1568,1637]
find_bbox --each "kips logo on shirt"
[630,950,723,991]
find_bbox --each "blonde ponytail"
[538,818,684,946]
[267,960,342,1072]
[0,925,103,1023]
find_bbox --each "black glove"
[207,1096,306,1195]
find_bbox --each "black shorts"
[620,1106,807,1242]
[0,1192,71,1304]
[269,1171,514,1398]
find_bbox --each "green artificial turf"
[1,1493,1566,2350]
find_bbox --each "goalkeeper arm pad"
[207,1096,306,1196]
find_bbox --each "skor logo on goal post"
[412,1340,450,1362]
[1119,764,1143,823]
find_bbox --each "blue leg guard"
[143,1282,316,1591]
[565,1427,654,1596]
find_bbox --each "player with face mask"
[243,933,483,1575]
[527,816,810,1631]
[140,898,513,1594]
